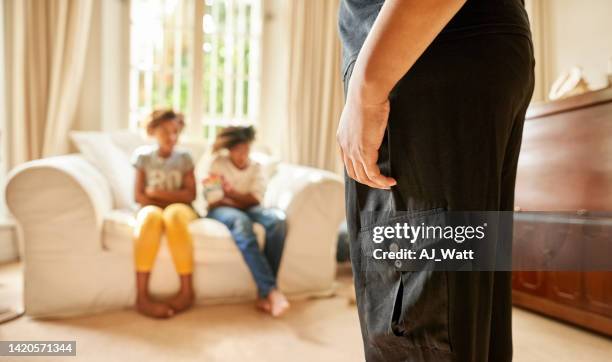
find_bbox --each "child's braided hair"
[212,126,256,153]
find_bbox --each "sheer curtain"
[3,0,93,169]
[1,0,7,217]
[282,0,344,173]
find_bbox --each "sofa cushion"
[70,131,136,210]
[102,209,265,261]
[250,149,280,181]
[109,130,208,165]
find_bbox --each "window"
[129,0,262,141]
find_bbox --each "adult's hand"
[336,0,466,189]
[336,88,396,189]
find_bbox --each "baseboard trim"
[513,290,612,337]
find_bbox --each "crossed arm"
[207,177,260,210]
[134,168,197,208]
[208,192,259,210]
[336,0,467,189]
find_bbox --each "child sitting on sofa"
[205,126,290,317]
[131,109,198,318]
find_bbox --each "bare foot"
[267,289,290,317]
[348,284,357,305]
[166,290,194,313]
[255,297,271,313]
[136,296,175,319]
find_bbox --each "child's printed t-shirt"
[208,154,266,203]
[131,144,194,191]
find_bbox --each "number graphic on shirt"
[148,169,182,190]
[165,170,182,190]
[148,170,166,189]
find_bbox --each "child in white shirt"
[205,126,290,317]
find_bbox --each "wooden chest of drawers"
[513,87,612,337]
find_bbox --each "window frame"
[128,0,263,141]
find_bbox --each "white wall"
[530,0,612,102]
[258,0,290,158]
[546,0,612,91]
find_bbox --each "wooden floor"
[1,262,610,361]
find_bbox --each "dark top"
[338,0,532,81]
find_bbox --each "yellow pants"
[133,203,198,275]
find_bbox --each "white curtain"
[283,0,344,173]
[0,0,7,217]
[3,0,93,168]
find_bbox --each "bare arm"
[208,197,240,210]
[134,168,170,208]
[337,0,466,189]
[351,0,466,102]
[205,170,261,211]
[207,179,259,210]
[207,194,258,211]
[223,189,260,210]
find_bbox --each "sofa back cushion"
[109,130,208,163]
[70,131,136,210]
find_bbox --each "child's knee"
[137,206,164,229]
[263,211,287,234]
[232,214,254,234]
[133,207,163,250]
[271,218,287,235]
[162,203,193,226]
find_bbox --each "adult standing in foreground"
[337,0,535,361]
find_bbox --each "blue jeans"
[207,205,287,298]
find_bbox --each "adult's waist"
[440,0,531,38]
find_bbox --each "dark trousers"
[343,32,535,362]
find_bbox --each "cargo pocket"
[357,209,453,355]
[392,270,452,352]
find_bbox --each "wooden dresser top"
[515,86,612,212]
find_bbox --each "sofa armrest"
[264,163,345,213]
[5,154,113,255]
[264,163,346,294]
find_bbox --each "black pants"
[343,32,535,362]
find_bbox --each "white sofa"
[5,150,345,318]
